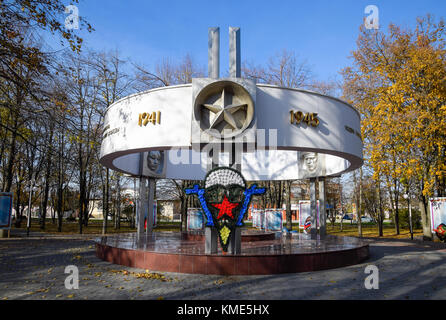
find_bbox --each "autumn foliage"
[342,15,446,237]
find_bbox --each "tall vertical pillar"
[310,178,317,239]
[228,26,242,253]
[208,27,220,79]
[137,177,147,237]
[229,27,241,78]
[228,141,242,254]
[230,142,242,171]
[205,227,218,254]
[318,177,326,237]
[205,145,218,254]
[227,227,241,254]
[147,178,155,234]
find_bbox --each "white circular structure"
[99,79,363,181]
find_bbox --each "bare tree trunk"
[419,193,432,240]
[377,181,384,237]
[15,178,22,227]
[116,175,121,229]
[41,125,54,230]
[339,180,344,232]
[354,170,363,237]
[394,178,400,235]
[101,171,107,235]
[4,117,19,192]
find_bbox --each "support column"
[137,177,147,237]
[205,227,218,254]
[227,227,241,254]
[147,178,155,234]
[318,177,326,237]
[310,178,317,239]
[230,141,242,171]
[229,141,242,254]
[206,144,218,254]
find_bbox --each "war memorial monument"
[95,27,369,275]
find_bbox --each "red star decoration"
[211,195,239,219]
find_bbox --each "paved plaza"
[0,230,445,300]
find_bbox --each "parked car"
[360,216,374,223]
[342,214,353,220]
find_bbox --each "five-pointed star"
[211,195,239,219]
[202,88,247,130]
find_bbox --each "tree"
[90,50,133,234]
[342,15,446,240]
[243,49,320,230]
[134,54,204,231]
[243,49,313,88]
[0,0,93,233]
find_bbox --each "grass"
[11,219,180,235]
[325,224,424,239]
[12,218,424,240]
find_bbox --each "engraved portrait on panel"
[298,152,326,179]
[142,150,166,178]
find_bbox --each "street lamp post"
[403,193,413,240]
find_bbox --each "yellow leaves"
[72,255,82,261]
[213,279,225,285]
[343,16,446,197]
[109,269,172,282]
[27,287,50,295]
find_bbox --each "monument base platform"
[180,229,276,242]
[95,231,369,275]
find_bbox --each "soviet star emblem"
[194,80,254,138]
[212,195,239,219]
[202,88,247,131]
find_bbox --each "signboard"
[299,200,319,229]
[252,209,265,230]
[430,197,446,232]
[281,203,299,210]
[265,209,283,231]
[187,208,204,231]
[0,193,13,230]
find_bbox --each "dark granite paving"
[0,229,445,300]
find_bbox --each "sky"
[54,0,446,83]
[44,0,445,194]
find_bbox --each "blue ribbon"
[185,185,214,227]
[236,185,266,226]
[186,184,265,228]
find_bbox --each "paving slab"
[0,230,445,300]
